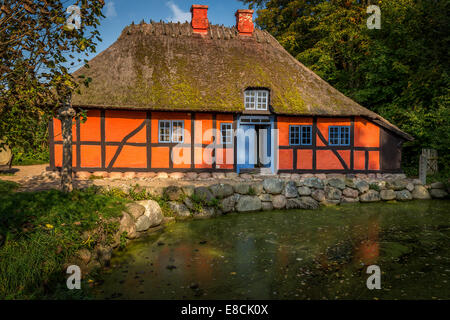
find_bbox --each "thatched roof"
[72,21,412,140]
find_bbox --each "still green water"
[94,200,450,300]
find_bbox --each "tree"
[240,0,450,174]
[0,0,105,191]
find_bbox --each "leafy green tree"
[0,0,105,189]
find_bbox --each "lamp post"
[58,95,76,192]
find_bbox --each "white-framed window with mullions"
[220,123,233,145]
[244,89,269,110]
[158,120,184,143]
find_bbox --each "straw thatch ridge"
[72,21,412,140]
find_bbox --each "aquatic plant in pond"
[93,201,450,300]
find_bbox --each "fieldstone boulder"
[283,181,298,198]
[163,185,184,201]
[387,179,408,191]
[198,172,212,180]
[185,172,198,180]
[303,177,324,189]
[395,190,413,201]
[221,195,236,213]
[263,178,284,194]
[406,183,415,192]
[210,183,234,199]
[430,182,445,189]
[135,215,152,232]
[360,190,380,202]
[182,185,195,197]
[212,172,226,179]
[236,196,262,212]
[430,188,448,199]
[0,143,12,166]
[355,180,370,193]
[119,212,137,239]
[272,195,287,209]
[341,197,359,203]
[233,183,250,195]
[411,185,431,200]
[299,196,320,210]
[259,193,271,202]
[252,184,264,195]
[345,179,356,188]
[125,203,145,220]
[194,207,218,219]
[324,186,342,200]
[136,200,164,227]
[169,202,191,218]
[194,186,215,202]
[327,178,346,190]
[261,202,274,211]
[286,198,302,209]
[342,188,358,198]
[380,189,396,201]
[311,189,326,202]
[183,197,196,211]
[297,186,312,196]
[156,172,168,179]
[225,172,239,179]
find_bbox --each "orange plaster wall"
[316,118,351,147]
[80,145,101,168]
[355,117,380,148]
[172,146,191,169]
[278,149,293,170]
[354,150,366,170]
[216,148,234,169]
[105,110,146,143]
[368,151,380,170]
[54,145,76,167]
[111,146,147,168]
[194,113,213,145]
[151,147,170,168]
[195,147,213,168]
[316,150,344,170]
[79,110,101,141]
[337,150,351,169]
[297,149,313,170]
[53,118,77,141]
[277,116,313,146]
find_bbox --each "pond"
[93,200,450,300]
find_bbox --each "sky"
[69,0,252,72]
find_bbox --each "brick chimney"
[191,5,209,34]
[235,9,254,36]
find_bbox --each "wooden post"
[58,97,76,192]
[419,154,427,185]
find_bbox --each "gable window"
[245,90,268,110]
[329,126,350,146]
[221,123,233,145]
[290,125,312,145]
[159,120,184,143]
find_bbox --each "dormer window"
[244,90,269,110]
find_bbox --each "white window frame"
[158,120,184,143]
[245,90,269,110]
[220,123,233,145]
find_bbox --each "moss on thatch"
[72,21,412,140]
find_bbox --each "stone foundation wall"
[110,173,449,228]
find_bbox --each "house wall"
[49,110,403,173]
[276,116,394,173]
[50,109,235,172]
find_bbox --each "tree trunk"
[58,102,76,193]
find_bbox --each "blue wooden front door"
[237,125,256,172]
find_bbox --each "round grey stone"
[272,195,287,209]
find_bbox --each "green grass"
[0,180,127,299]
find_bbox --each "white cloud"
[166,1,190,23]
[105,1,117,18]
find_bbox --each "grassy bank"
[0,180,127,299]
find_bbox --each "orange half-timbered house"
[49,5,413,175]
